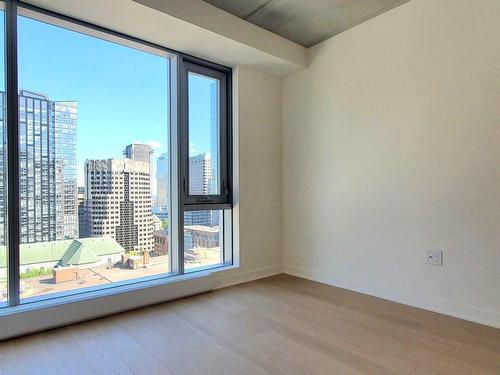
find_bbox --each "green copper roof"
[59,240,100,267]
[0,236,124,268]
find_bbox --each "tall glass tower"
[54,100,78,240]
[0,90,78,245]
[156,153,169,210]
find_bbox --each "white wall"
[283,0,500,327]
[214,67,283,288]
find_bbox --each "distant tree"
[162,218,169,229]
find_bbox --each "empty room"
[0,0,499,373]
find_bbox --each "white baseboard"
[213,264,282,289]
[283,264,500,329]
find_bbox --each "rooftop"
[184,225,219,234]
[0,236,124,268]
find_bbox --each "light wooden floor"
[0,274,499,374]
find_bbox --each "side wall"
[214,67,283,288]
[283,0,500,327]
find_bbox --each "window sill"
[0,263,237,318]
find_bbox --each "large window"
[0,1,233,307]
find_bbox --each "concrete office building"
[185,153,213,226]
[189,153,211,195]
[84,158,154,252]
[124,143,153,165]
[184,225,220,252]
[152,229,168,256]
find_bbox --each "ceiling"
[203,0,410,47]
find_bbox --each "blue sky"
[9,15,215,190]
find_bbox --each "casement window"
[0,0,233,308]
[178,57,232,274]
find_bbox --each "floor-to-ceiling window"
[0,1,233,307]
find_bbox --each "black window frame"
[179,55,232,208]
[1,0,234,308]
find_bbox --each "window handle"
[197,196,213,202]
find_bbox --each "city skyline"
[2,85,218,252]
[0,12,221,254]
[0,13,220,198]
[0,9,226,301]
[15,14,218,190]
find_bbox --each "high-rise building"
[185,153,213,226]
[189,153,211,195]
[84,158,154,252]
[156,153,168,210]
[184,210,213,226]
[125,143,154,206]
[184,225,220,251]
[54,100,79,240]
[2,90,78,245]
[77,186,89,238]
[124,143,152,165]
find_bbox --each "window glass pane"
[0,6,6,305]
[188,73,220,195]
[184,209,223,271]
[17,14,170,301]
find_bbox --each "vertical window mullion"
[175,56,187,275]
[6,0,20,306]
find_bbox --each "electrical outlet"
[426,250,443,266]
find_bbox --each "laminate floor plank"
[0,274,498,374]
